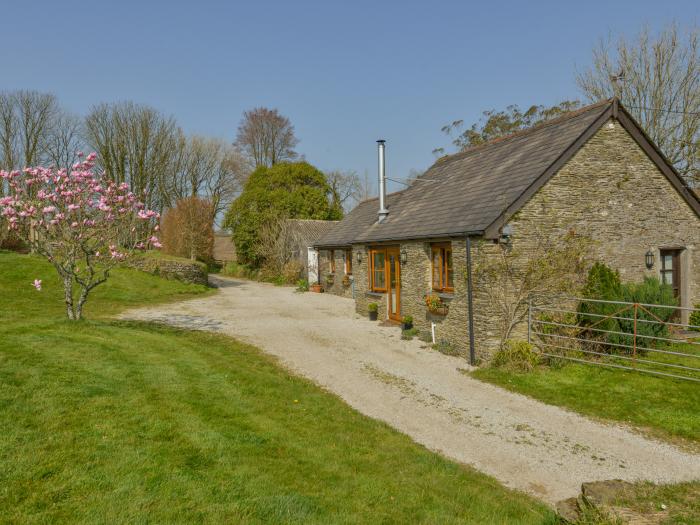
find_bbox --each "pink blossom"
[4,159,158,319]
[33,279,42,291]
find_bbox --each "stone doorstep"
[556,480,670,524]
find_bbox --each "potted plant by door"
[425,294,448,316]
[325,273,335,287]
[310,283,324,293]
[401,315,413,330]
[368,303,379,321]
[342,274,351,287]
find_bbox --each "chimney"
[377,139,388,223]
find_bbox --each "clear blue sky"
[2,0,698,193]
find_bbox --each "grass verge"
[471,360,700,445]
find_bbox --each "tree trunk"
[74,286,90,320]
[63,275,75,320]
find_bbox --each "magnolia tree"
[0,153,161,320]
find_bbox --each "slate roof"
[311,196,400,247]
[315,99,700,247]
[285,219,339,246]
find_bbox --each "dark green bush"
[223,162,342,266]
[578,263,677,353]
[689,305,700,332]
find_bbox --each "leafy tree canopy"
[434,100,580,155]
[224,161,342,266]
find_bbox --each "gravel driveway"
[123,275,700,504]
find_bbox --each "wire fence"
[528,297,700,383]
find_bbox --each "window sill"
[366,291,384,297]
[431,291,455,300]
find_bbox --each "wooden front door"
[660,249,682,302]
[387,247,401,321]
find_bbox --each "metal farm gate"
[528,298,700,383]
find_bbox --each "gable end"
[483,100,700,239]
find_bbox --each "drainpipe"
[466,235,476,366]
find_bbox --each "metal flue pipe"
[377,139,389,223]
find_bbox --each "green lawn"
[0,250,212,323]
[472,359,700,445]
[609,481,700,524]
[0,252,554,524]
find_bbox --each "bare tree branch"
[577,24,700,183]
[234,107,299,168]
[326,169,361,212]
[45,111,84,169]
[85,102,182,212]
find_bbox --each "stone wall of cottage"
[471,118,700,358]
[352,240,471,355]
[352,245,384,319]
[317,249,354,298]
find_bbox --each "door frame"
[659,246,689,323]
[660,248,682,304]
[386,246,401,321]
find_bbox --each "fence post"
[527,297,532,344]
[633,303,638,363]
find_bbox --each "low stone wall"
[128,256,208,286]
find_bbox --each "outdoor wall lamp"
[645,250,655,270]
[356,250,362,263]
[400,249,408,265]
[499,224,513,247]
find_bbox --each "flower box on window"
[425,293,448,315]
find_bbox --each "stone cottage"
[314,99,700,362]
[283,219,338,282]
